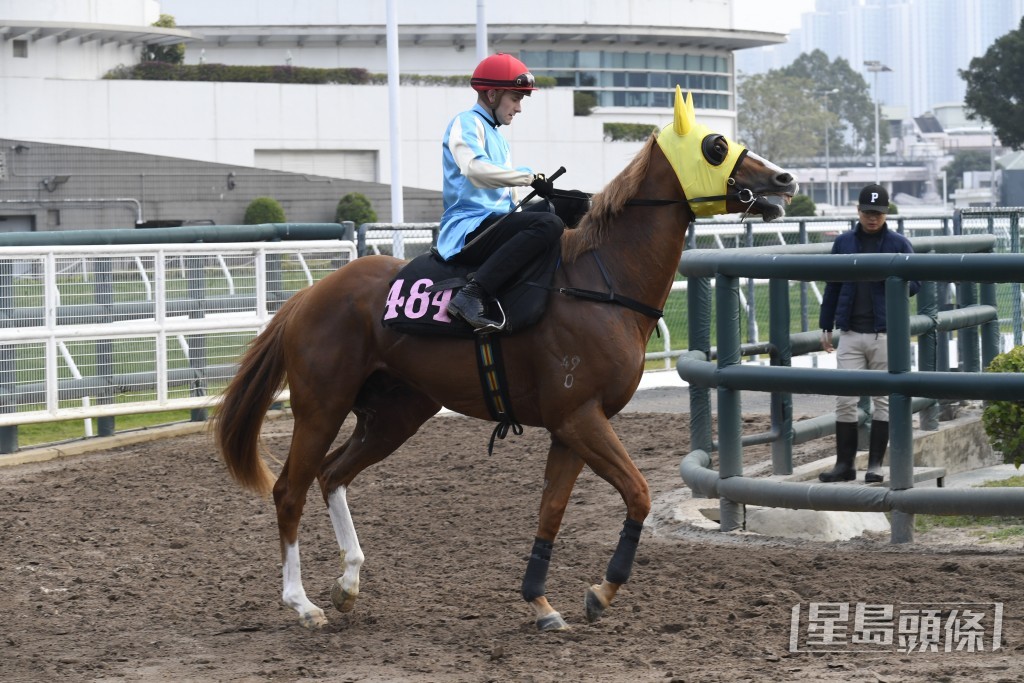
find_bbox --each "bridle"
[623,149,767,221]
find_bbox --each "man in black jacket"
[818,184,920,483]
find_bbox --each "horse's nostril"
[776,173,794,186]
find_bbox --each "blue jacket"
[818,222,920,333]
[438,103,534,259]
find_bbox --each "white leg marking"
[327,486,365,599]
[281,541,327,628]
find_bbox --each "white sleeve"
[448,116,534,189]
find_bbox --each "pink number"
[383,279,406,319]
[406,279,433,319]
[431,289,454,322]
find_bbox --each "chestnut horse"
[214,88,797,631]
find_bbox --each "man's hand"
[821,329,834,353]
[530,174,554,198]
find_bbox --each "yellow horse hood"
[656,86,746,217]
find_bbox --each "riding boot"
[447,280,501,331]
[864,420,890,484]
[819,421,859,482]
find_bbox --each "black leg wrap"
[521,537,553,602]
[605,518,644,585]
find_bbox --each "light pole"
[816,88,839,205]
[864,60,892,186]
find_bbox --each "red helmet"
[471,53,536,94]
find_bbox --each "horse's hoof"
[299,608,328,629]
[331,578,358,612]
[536,611,570,632]
[584,586,609,623]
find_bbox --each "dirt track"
[2,411,1023,682]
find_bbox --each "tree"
[961,17,1024,151]
[573,91,597,116]
[785,194,817,217]
[941,150,993,195]
[335,193,377,225]
[737,73,832,162]
[147,14,185,64]
[779,50,880,155]
[244,197,286,224]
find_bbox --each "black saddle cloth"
[381,246,561,338]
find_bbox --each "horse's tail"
[214,289,308,496]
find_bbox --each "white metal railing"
[0,240,355,427]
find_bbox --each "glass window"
[668,53,686,70]
[551,72,576,87]
[549,51,576,68]
[648,52,667,70]
[612,72,627,87]
[692,93,705,108]
[649,72,668,88]
[602,51,625,68]
[577,71,599,87]
[521,50,545,67]
[628,72,647,88]
[702,55,717,72]
[624,52,646,68]
[578,50,601,68]
[600,72,618,87]
[685,54,701,70]
[613,91,627,106]
[627,91,649,106]
[652,91,672,107]
[718,56,729,73]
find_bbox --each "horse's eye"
[701,134,728,166]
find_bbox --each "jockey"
[439,53,564,332]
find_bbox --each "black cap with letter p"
[858,184,889,213]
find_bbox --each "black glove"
[530,174,554,198]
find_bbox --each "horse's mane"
[562,134,658,263]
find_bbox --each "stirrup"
[473,299,508,335]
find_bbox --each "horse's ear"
[672,85,695,136]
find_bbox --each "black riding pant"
[448,203,564,296]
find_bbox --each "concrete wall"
[0,137,442,230]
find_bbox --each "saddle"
[381,244,561,338]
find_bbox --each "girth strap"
[474,333,523,455]
[530,251,663,320]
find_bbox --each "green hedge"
[335,193,377,225]
[104,63,556,89]
[983,345,1024,468]
[604,122,660,142]
[244,197,286,224]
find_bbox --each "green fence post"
[916,279,939,431]
[959,282,980,373]
[715,273,744,532]
[886,275,914,544]
[769,278,793,474]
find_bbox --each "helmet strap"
[482,90,503,127]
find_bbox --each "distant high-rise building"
[736,0,1024,118]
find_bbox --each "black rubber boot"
[447,280,501,331]
[819,421,859,482]
[864,420,890,484]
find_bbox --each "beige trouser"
[835,330,889,422]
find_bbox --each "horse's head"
[656,86,797,222]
